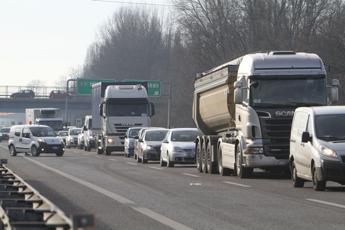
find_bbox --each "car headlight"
[107,138,113,144]
[321,146,337,158]
[146,145,152,150]
[37,138,45,143]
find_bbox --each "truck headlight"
[107,138,113,144]
[321,147,337,158]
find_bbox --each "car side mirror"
[301,132,312,143]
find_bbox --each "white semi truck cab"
[193,51,340,178]
[92,83,154,155]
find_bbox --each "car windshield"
[0,128,10,133]
[30,126,56,137]
[315,114,345,141]
[58,131,68,136]
[129,128,140,138]
[171,130,199,142]
[70,129,82,135]
[250,78,327,107]
[145,130,168,141]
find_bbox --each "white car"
[8,125,64,157]
[57,130,68,146]
[77,132,85,149]
[66,128,82,148]
[160,128,200,167]
[290,106,345,191]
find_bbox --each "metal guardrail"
[0,159,94,230]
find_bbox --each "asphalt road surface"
[0,143,344,230]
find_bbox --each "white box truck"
[25,108,63,131]
[193,51,340,178]
[92,83,155,155]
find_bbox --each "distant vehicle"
[193,51,340,178]
[290,106,345,191]
[26,108,63,131]
[0,127,10,141]
[124,127,142,157]
[92,83,154,155]
[66,128,82,148]
[82,115,95,151]
[57,130,68,145]
[49,90,69,99]
[137,128,168,163]
[77,132,84,149]
[134,127,149,160]
[8,125,64,157]
[10,89,35,99]
[160,128,200,167]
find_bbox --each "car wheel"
[31,146,40,157]
[291,162,304,188]
[97,148,103,154]
[167,154,174,168]
[312,166,326,191]
[9,145,17,156]
[137,154,142,163]
[105,148,111,155]
[160,156,166,167]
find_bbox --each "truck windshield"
[37,120,63,131]
[250,78,327,107]
[145,130,168,141]
[315,114,345,141]
[106,103,149,117]
[30,127,56,137]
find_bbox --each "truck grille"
[259,117,292,159]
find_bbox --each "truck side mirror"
[301,132,312,143]
[149,102,155,117]
[330,79,340,103]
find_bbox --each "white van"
[289,106,345,191]
[8,125,64,157]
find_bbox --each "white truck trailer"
[92,83,155,155]
[25,108,63,131]
[193,51,340,178]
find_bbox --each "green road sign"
[76,79,161,97]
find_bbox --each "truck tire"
[312,166,326,191]
[217,148,231,176]
[31,146,40,157]
[9,145,17,157]
[291,161,304,188]
[236,146,252,178]
[206,142,217,174]
[201,142,208,173]
[196,141,202,172]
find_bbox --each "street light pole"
[64,78,77,127]
[167,80,172,129]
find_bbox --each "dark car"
[0,127,10,141]
[49,90,69,99]
[10,89,35,99]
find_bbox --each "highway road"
[0,142,344,230]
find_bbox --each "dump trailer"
[193,51,340,178]
[92,83,155,155]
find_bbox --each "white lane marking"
[182,173,200,178]
[24,157,194,230]
[223,181,251,188]
[96,156,103,159]
[189,183,202,186]
[148,166,163,170]
[126,162,137,166]
[133,207,194,230]
[307,199,345,209]
[109,159,118,162]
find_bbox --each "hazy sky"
[0,0,172,87]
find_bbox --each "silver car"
[160,128,199,167]
[124,127,142,157]
[137,128,168,163]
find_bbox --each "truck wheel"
[312,166,326,191]
[31,146,40,157]
[236,146,250,178]
[9,145,17,156]
[206,143,217,174]
[196,142,202,172]
[201,143,208,173]
[218,148,230,176]
[291,161,304,188]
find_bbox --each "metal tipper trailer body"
[25,108,63,131]
[193,51,340,178]
[92,83,155,155]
